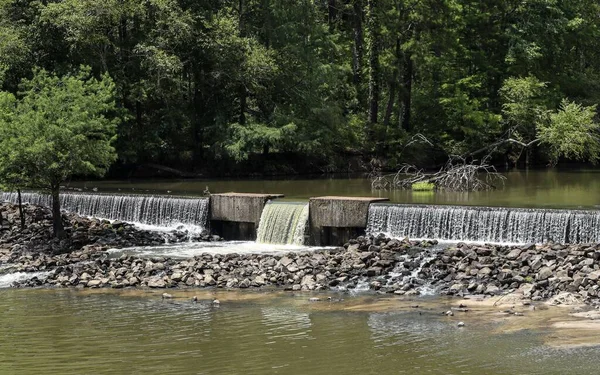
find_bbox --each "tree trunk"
[367,0,380,130]
[51,186,65,239]
[239,0,247,126]
[383,38,401,128]
[328,0,337,29]
[262,0,271,48]
[17,188,25,230]
[401,54,413,131]
[352,0,364,86]
[192,81,203,163]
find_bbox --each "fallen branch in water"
[371,158,506,192]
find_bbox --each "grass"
[411,181,435,191]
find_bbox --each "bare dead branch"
[371,159,506,192]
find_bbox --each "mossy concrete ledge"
[309,196,389,246]
[210,193,284,241]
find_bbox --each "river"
[71,169,600,209]
[4,169,600,373]
[1,288,599,375]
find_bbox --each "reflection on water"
[73,169,600,209]
[2,289,600,374]
[262,307,312,342]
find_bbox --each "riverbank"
[3,202,600,309]
[0,202,219,260]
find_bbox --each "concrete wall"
[209,193,387,245]
[209,193,283,240]
[309,196,389,246]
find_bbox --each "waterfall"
[1,191,210,232]
[367,203,600,244]
[256,202,309,245]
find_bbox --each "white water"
[1,191,210,233]
[385,251,438,296]
[256,202,309,245]
[367,203,600,244]
[0,271,50,288]
[107,241,327,259]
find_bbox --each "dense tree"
[0,67,120,237]
[0,0,599,173]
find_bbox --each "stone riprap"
[3,202,600,306]
[0,202,219,256]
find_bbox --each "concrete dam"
[4,191,600,245]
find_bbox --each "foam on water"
[0,271,50,288]
[107,241,330,259]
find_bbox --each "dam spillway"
[366,203,600,244]
[1,191,210,232]
[256,202,309,245]
[4,190,599,245]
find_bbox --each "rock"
[537,266,553,281]
[449,283,464,293]
[253,275,266,286]
[506,249,522,260]
[478,267,492,277]
[484,285,501,295]
[457,321,465,327]
[87,279,102,287]
[239,278,250,288]
[366,267,382,276]
[162,293,173,299]
[301,275,316,290]
[148,278,166,288]
[588,270,600,281]
[280,257,294,267]
[203,274,216,286]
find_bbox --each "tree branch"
[466,138,540,158]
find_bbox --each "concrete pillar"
[309,196,389,246]
[210,193,283,240]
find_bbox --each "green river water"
[1,288,599,375]
[72,169,600,209]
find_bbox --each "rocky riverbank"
[3,202,600,307]
[424,241,600,306]
[7,234,429,289]
[0,202,219,259]
[9,236,599,307]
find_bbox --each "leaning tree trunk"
[17,188,25,230]
[51,185,65,239]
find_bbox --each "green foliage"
[411,181,434,191]
[1,0,600,171]
[500,76,549,132]
[0,67,120,189]
[538,100,600,165]
[225,122,296,161]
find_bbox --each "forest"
[1,0,600,176]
